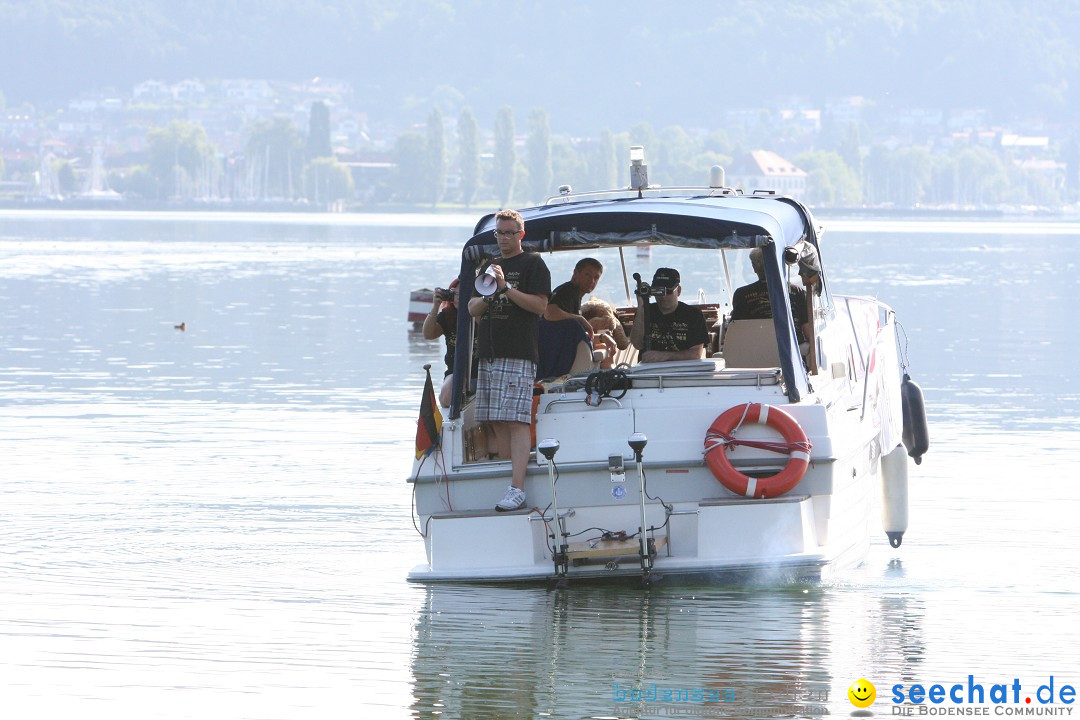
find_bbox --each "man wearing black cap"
[629,267,709,363]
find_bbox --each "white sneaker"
[495,486,526,512]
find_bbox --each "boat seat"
[720,319,780,368]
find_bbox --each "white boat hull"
[408,295,903,585]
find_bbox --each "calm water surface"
[1,211,1078,719]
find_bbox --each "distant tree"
[862,146,891,205]
[952,146,1009,205]
[700,151,735,186]
[57,161,76,194]
[147,120,217,200]
[457,107,479,209]
[303,156,354,204]
[550,136,586,191]
[629,123,658,161]
[493,106,516,207]
[704,129,735,157]
[307,101,332,159]
[393,131,427,204]
[803,168,836,205]
[527,107,552,203]
[424,107,446,205]
[246,116,303,199]
[114,165,157,199]
[892,146,934,206]
[612,131,633,185]
[594,128,617,190]
[794,150,862,205]
[837,123,863,181]
[1064,136,1080,203]
[863,145,935,206]
[658,125,703,185]
[1011,163,1062,206]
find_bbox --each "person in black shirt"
[543,257,603,336]
[421,279,477,408]
[467,209,551,512]
[629,267,709,363]
[731,248,809,342]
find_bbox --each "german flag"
[415,365,443,459]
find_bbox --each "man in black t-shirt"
[629,267,709,363]
[543,257,603,336]
[731,248,809,342]
[467,209,551,512]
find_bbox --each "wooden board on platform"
[566,535,667,560]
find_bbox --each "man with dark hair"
[468,209,551,512]
[629,267,709,363]
[543,257,603,335]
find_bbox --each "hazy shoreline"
[2,198,1077,220]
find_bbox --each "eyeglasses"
[493,229,520,238]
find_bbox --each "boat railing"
[546,364,783,395]
[543,185,741,205]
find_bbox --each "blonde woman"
[580,298,629,369]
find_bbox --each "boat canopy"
[450,194,820,417]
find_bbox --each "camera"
[435,287,454,301]
[632,272,672,298]
[635,281,671,298]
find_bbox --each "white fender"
[881,444,909,548]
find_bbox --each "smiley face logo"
[848,679,876,708]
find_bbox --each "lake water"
[1,210,1078,719]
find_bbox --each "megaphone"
[474,265,499,296]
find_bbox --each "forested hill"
[1,0,1078,129]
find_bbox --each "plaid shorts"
[476,357,536,424]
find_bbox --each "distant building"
[1001,134,1050,153]
[947,108,989,132]
[220,79,272,102]
[897,108,944,128]
[778,108,821,132]
[173,79,207,102]
[825,96,866,127]
[133,81,172,104]
[726,150,807,199]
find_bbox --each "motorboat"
[408,288,436,329]
[407,151,928,585]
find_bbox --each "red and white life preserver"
[704,403,812,498]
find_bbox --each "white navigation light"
[629,146,648,192]
[537,438,560,460]
[627,432,648,454]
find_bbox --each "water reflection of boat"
[409,584,849,718]
[408,149,928,585]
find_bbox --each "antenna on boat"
[629,146,648,198]
[538,438,569,579]
[627,432,655,584]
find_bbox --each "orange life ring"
[704,403,812,498]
